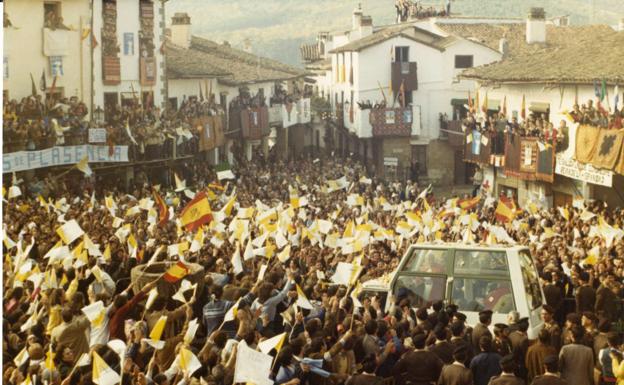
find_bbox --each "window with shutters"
[454,55,474,69]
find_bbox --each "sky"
[165,0,624,67]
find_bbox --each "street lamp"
[93,106,105,126]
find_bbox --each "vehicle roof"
[406,243,529,252]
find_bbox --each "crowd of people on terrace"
[3,147,624,385]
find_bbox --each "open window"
[44,2,63,29]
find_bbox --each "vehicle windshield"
[394,275,446,308]
[451,250,515,313]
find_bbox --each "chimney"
[352,4,363,30]
[171,13,191,49]
[360,15,373,38]
[619,18,624,31]
[499,37,509,58]
[526,7,546,44]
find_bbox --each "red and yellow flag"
[459,196,480,211]
[163,261,190,283]
[180,191,212,231]
[495,196,516,223]
[152,188,168,226]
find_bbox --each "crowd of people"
[3,148,624,385]
[395,0,450,23]
[566,101,623,130]
[461,107,569,154]
[2,94,227,161]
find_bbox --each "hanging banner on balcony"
[555,154,613,187]
[282,103,297,128]
[297,98,311,124]
[3,145,129,173]
[503,135,554,182]
[464,130,491,164]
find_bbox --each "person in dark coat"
[470,336,502,385]
[509,317,530,380]
[493,324,512,357]
[559,326,595,385]
[429,325,455,364]
[575,272,596,314]
[345,355,384,385]
[526,329,558,382]
[531,355,568,385]
[543,275,564,324]
[542,305,562,353]
[472,310,493,350]
[595,280,617,322]
[450,320,474,367]
[438,346,474,385]
[393,333,444,385]
[487,354,524,385]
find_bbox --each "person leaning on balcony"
[471,166,483,197]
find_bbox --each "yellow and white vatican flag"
[295,284,313,310]
[127,234,138,260]
[82,301,106,327]
[8,185,22,199]
[222,299,240,324]
[20,374,32,385]
[76,156,93,176]
[231,244,244,275]
[277,245,291,264]
[145,287,158,310]
[143,315,167,350]
[56,219,84,244]
[13,346,29,367]
[243,239,254,261]
[92,351,121,385]
[184,318,200,345]
[172,280,197,304]
[174,173,186,192]
[258,332,287,354]
[177,347,202,376]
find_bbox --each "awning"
[451,98,468,106]
[529,102,550,112]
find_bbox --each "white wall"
[168,77,217,104]
[4,0,91,103]
[92,0,166,111]
[345,35,500,139]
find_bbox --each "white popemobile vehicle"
[361,244,546,339]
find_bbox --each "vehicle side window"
[453,250,509,277]
[403,249,448,274]
[395,275,447,309]
[452,278,515,313]
[519,251,543,310]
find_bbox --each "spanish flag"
[163,261,190,283]
[495,196,516,223]
[152,188,168,226]
[180,191,212,231]
[459,196,480,211]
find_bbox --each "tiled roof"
[166,36,310,86]
[455,25,624,83]
[329,24,450,53]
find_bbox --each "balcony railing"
[369,107,413,137]
[228,106,270,139]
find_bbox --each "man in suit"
[543,274,564,315]
[595,279,617,322]
[542,305,562,353]
[450,320,474,366]
[438,346,474,385]
[346,355,384,385]
[470,336,502,385]
[509,317,530,380]
[575,272,596,314]
[526,329,558,382]
[531,355,568,385]
[559,326,594,385]
[50,306,90,357]
[429,324,454,364]
[488,354,524,385]
[393,333,444,385]
[472,310,493,350]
